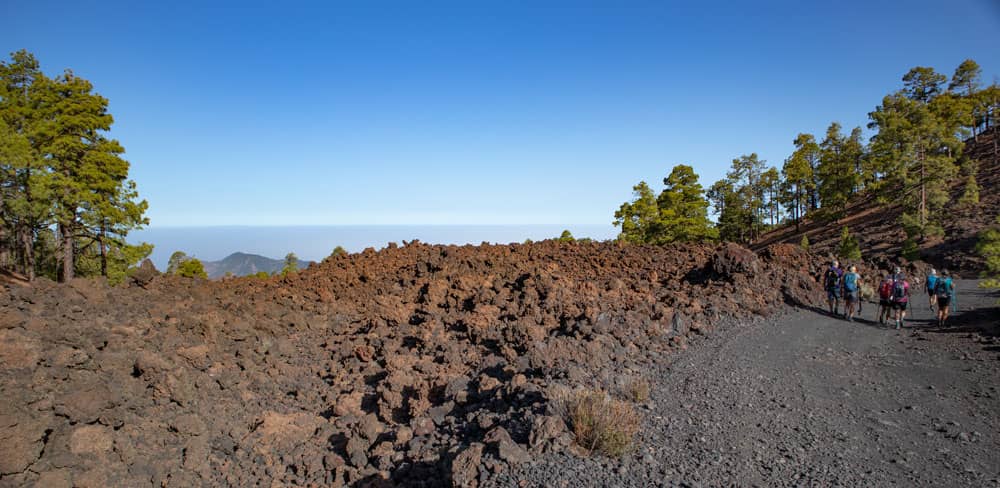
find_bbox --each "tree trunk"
[994,125,998,166]
[0,224,9,271]
[919,151,926,231]
[99,222,107,277]
[20,226,34,281]
[59,221,74,282]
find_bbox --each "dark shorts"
[927,288,936,296]
[879,299,891,307]
[827,288,841,300]
[892,301,908,311]
[845,291,858,303]
[937,296,951,309]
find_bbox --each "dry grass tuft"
[625,377,650,403]
[565,389,640,458]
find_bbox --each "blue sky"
[4,0,999,227]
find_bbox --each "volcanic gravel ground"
[492,280,1000,487]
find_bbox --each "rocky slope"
[753,131,1000,275]
[0,241,821,487]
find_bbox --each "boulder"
[450,443,484,488]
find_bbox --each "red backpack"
[878,279,893,300]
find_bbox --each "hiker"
[823,260,844,316]
[934,270,955,326]
[926,268,938,311]
[842,265,861,322]
[877,273,894,325]
[891,272,910,330]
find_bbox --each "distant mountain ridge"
[201,252,314,279]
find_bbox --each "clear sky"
[4,0,999,227]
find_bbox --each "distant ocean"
[132,225,619,270]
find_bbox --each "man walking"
[926,268,938,311]
[824,260,844,316]
[934,270,955,326]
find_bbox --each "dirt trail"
[493,280,1000,487]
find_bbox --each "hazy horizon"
[133,224,619,270]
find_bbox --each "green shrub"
[837,226,861,261]
[901,237,920,261]
[176,258,207,279]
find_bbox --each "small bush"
[624,377,650,403]
[176,258,207,279]
[901,237,920,261]
[800,234,810,251]
[837,226,861,261]
[565,389,640,458]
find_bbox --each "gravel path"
[489,279,1000,487]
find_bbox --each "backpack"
[891,280,906,302]
[824,270,839,289]
[843,273,858,292]
[934,278,952,299]
[879,280,893,299]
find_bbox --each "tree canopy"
[613,58,997,253]
[0,50,150,282]
[614,164,716,244]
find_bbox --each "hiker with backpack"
[877,273,894,325]
[842,265,861,322]
[890,272,910,330]
[823,260,844,316]
[926,268,938,311]
[934,270,955,326]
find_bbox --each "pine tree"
[614,181,660,244]
[800,234,810,251]
[329,245,347,258]
[781,134,818,229]
[868,66,962,239]
[1,51,149,282]
[976,216,1000,290]
[958,160,980,208]
[816,122,861,218]
[281,252,299,275]
[0,50,51,279]
[837,226,861,261]
[176,258,207,279]
[655,165,717,242]
[167,251,188,274]
[760,167,781,227]
[558,230,575,242]
[724,154,767,242]
[615,165,716,244]
[707,179,744,243]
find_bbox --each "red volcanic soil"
[0,241,820,487]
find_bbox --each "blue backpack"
[844,272,858,292]
[934,278,952,299]
[926,275,938,292]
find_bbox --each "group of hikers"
[823,260,957,329]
